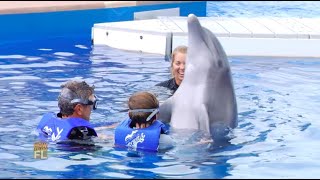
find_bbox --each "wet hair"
[170,45,188,77]
[128,91,159,126]
[58,80,95,116]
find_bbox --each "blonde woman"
[156,45,187,94]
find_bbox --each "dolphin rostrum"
[159,14,238,140]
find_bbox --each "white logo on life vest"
[51,127,63,141]
[125,130,145,150]
[43,126,53,135]
[125,130,138,141]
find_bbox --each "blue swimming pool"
[0,1,320,179]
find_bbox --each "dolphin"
[159,14,238,140]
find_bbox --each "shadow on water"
[54,142,104,153]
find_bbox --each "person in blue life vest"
[155,45,187,95]
[114,91,174,152]
[37,80,99,144]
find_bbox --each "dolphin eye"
[218,60,223,68]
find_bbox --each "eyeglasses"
[128,108,159,122]
[70,95,98,110]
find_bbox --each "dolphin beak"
[187,14,204,45]
[187,14,197,23]
[188,14,202,32]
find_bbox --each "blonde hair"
[170,45,188,77]
[128,91,159,124]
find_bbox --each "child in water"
[114,91,173,152]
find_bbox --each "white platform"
[92,16,320,58]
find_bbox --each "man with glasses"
[37,80,99,143]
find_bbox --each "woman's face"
[172,52,186,85]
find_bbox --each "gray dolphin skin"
[159,14,238,139]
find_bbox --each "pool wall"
[0,1,206,45]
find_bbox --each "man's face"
[81,94,97,121]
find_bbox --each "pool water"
[0,1,320,179]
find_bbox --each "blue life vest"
[37,112,97,142]
[114,118,169,152]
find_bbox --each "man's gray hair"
[58,80,95,116]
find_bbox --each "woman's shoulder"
[155,78,174,87]
[155,78,178,91]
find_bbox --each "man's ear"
[74,104,83,115]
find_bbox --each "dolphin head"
[186,14,229,78]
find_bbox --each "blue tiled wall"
[0,1,206,44]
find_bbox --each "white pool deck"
[92,16,320,58]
